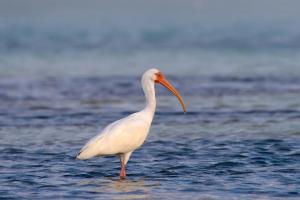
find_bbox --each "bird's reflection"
[79,177,160,199]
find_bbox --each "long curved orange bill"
[156,76,187,113]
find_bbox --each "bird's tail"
[75,151,87,160]
[75,153,82,160]
[75,148,96,160]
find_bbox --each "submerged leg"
[119,159,126,179]
[119,152,133,179]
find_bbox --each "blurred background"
[1,0,300,77]
[1,1,300,199]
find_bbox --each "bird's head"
[144,68,187,113]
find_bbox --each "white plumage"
[76,68,186,179]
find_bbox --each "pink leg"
[119,160,126,179]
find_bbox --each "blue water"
[0,76,300,199]
[1,1,300,199]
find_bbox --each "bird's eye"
[155,72,162,78]
[154,72,164,82]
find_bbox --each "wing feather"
[76,112,150,160]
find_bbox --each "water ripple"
[0,76,300,199]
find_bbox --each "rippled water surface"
[1,1,300,198]
[0,76,300,199]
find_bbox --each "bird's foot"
[119,174,126,180]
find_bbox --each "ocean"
[0,1,300,199]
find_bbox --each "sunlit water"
[0,76,299,199]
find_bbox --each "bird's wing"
[105,114,150,152]
[77,119,121,158]
[77,112,149,159]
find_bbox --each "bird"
[76,68,186,179]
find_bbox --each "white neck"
[141,76,156,117]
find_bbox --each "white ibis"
[76,68,186,179]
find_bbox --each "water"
[1,1,300,78]
[0,75,299,199]
[1,1,300,199]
